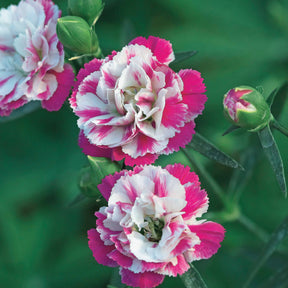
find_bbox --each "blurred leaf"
[67,193,87,207]
[268,0,288,32]
[180,263,208,288]
[243,214,288,288]
[228,135,261,202]
[79,156,121,200]
[0,102,41,123]
[172,50,198,65]
[88,156,121,181]
[222,125,241,136]
[121,19,137,46]
[79,166,101,198]
[188,132,243,170]
[108,268,126,288]
[258,265,288,288]
[266,87,279,108]
[258,125,287,197]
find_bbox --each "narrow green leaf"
[172,50,198,65]
[243,215,288,288]
[265,87,279,108]
[0,102,40,123]
[258,265,288,288]
[269,83,288,118]
[257,126,287,197]
[188,132,243,170]
[180,263,208,288]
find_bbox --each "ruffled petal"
[163,121,196,154]
[129,36,175,65]
[87,228,118,267]
[41,64,74,111]
[187,222,225,261]
[78,130,113,158]
[179,69,207,119]
[120,268,165,288]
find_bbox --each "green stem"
[238,214,269,242]
[271,118,288,138]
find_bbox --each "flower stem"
[271,118,288,138]
[238,214,269,242]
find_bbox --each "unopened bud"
[223,86,272,131]
[56,16,99,54]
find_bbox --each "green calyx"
[56,16,99,55]
[238,86,272,132]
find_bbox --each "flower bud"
[223,86,272,131]
[56,16,99,55]
[68,0,103,26]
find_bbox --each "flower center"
[123,86,139,104]
[138,216,165,242]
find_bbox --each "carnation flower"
[0,0,74,116]
[71,36,207,166]
[88,164,225,288]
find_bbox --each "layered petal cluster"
[0,0,74,116]
[223,87,255,122]
[71,36,207,166]
[88,164,225,288]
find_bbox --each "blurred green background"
[1,0,288,287]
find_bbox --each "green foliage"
[1,0,288,288]
[79,156,121,201]
[68,0,104,26]
[188,132,243,170]
[258,125,287,196]
[243,215,288,288]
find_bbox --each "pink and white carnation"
[0,0,74,116]
[88,164,225,288]
[71,36,207,166]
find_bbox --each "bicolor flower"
[71,36,207,166]
[223,86,272,131]
[0,0,74,116]
[88,164,225,288]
